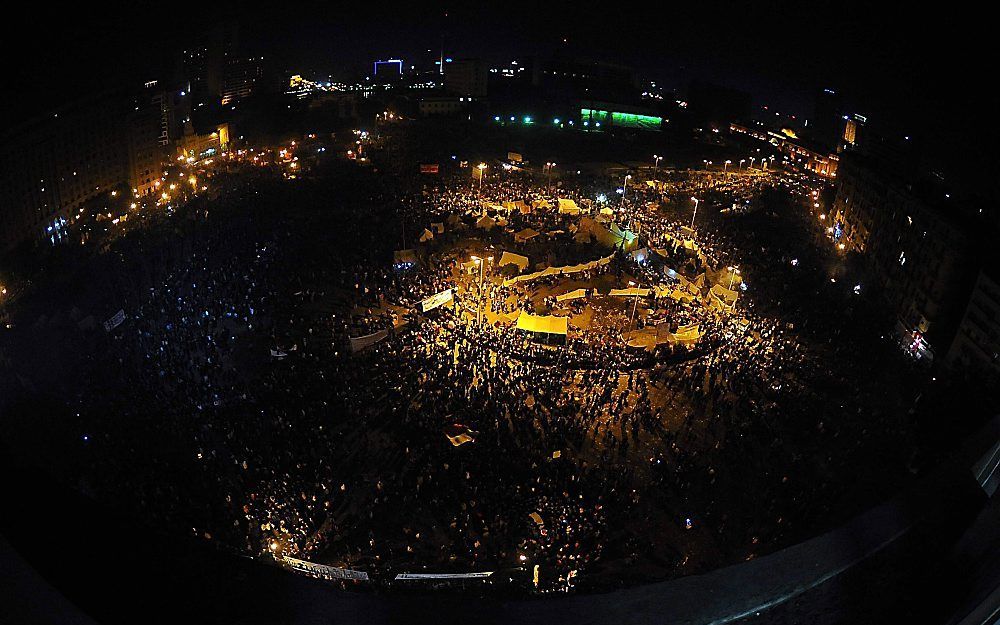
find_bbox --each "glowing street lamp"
[652,154,663,180]
[727,266,741,290]
[621,174,632,206]
[724,159,732,173]
[544,162,556,188]
[690,197,700,229]
[477,163,487,191]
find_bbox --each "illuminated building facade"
[832,155,973,359]
[127,85,174,196]
[221,55,265,105]
[0,95,128,250]
[948,269,1000,385]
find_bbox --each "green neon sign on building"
[580,108,662,131]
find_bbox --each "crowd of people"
[0,141,926,594]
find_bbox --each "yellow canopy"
[609,287,651,297]
[556,288,588,302]
[558,198,580,215]
[499,251,529,272]
[516,311,568,335]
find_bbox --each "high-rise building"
[948,268,1000,387]
[0,94,128,250]
[126,84,172,196]
[811,87,843,151]
[831,154,974,359]
[221,55,265,105]
[444,58,487,98]
[373,59,404,82]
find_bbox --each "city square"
[0,7,998,625]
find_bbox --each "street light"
[471,255,493,325]
[727,266,741,290]
[544,162,556,189]
[724,159,732,173]
[628,280,641,331]
[690,197,700,229]
[652,154,663,180]
[739,159,745,170]
[621,173,632,207]
[477,162,487,191]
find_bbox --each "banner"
[419,163,439,174]
[103,309,126,332]
[420,288,454,313]
[283,556,369,581]
[507,151,523,162]
[349,329,389,353]
[395,572,493,580]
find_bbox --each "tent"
[532,199,551,210]
[515,311,568,337]
[419,228,434,242]
[498,251,529,272]
[476,215,497,230]
[513,200,529,213]
[672,323,701,344]
[710,283,739,304]
[578,216,638,251]
[599,207,615,216]
[556,288,588,302]
[514,227,541,243]
[557,198,580,215]
[502,254,614,286]
[431,222,445,234]
[610,287,652,297]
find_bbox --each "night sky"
[6,3,995,175]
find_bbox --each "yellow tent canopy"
[557,198,580,215]
[609,287,652,297]
[710,283,739,303]
[514,227,540,242]
[499,251,530,272]
[516,311,568,336]
[556,288,588,301]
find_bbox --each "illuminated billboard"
[581,108,662,131]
